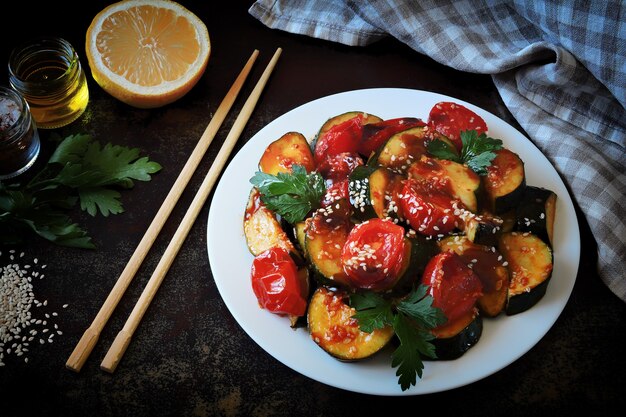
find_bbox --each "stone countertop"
[1,1,625,416]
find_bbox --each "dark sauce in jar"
[0,86,40,180]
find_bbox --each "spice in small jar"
[0,86,40,180]
[8,37,89,129]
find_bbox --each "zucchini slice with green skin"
[244,187,299,259]
[258,131,315,175]
[498,231,553,315]
[407,155,481,213]
[430,309,483,360]
[498,209,517,234]
[348,165,377,220]
[367,126,429,174]
[483,148,526,214]
[462,212,504,247]
[438,236,510,317]
[308,287,394,361]
[348,165,404,221]
[368,126,458,175]
[304,198,353,288]
[293,221,308,257]
[515,186,557,247]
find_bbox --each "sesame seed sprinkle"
[1,250,66,366]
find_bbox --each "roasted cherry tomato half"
[422,252,483,323]
[428,101,488,151]
[399,178,459,236]
[341,218,407,291]
[318,151,364,181]
[251,246,307,316]
[314,115,365,164]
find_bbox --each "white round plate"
[207,88,580,396]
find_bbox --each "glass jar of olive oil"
[8,37,89,129]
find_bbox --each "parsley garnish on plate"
[250,165,326,224]
[350,285,446,391]
[427,129,503,175]
[0,133,162,248]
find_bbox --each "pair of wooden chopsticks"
[66,47,282,373]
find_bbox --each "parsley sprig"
[0,133,162,248]
[350,285,446,391]
[250,165,326,224]
[427,130,503,175]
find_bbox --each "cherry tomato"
[341,218,407,291]
[359,117,425,158]
[399,178,459,236]
[314,115,364,164]
[251,246,307,316]
[428,101,488,151]
[422,252,483,323]
[317,151,364,181]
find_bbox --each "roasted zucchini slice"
[348,165,404,221]
[515,186,557,247]
[243,187,298,258]
[368,125,461,175]
[293,221,308,256]
[498,231,553,315]
[430,309,482,360]
[483,148,526,214]
[258,131,315,175]
[368,126,429,174]
[304,198,353,288]
[407,155,481,212]
[462,212,504,247]
[308,287,394,361]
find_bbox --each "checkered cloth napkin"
[250,0,626,302]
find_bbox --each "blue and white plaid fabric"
[250,0,626,302]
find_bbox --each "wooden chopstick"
[65,50,260,373]
[99,47,283,373]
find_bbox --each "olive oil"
[9,37,89,129]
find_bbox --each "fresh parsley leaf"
[250,165,326,224]
[349,292,394,333]
[79,187,123,217]
[427,129,503,175]
[350,284,445,391]
[391,313,430,391]
[459,130,502,175]
[426,138,460,162]
[465,151,497,176]
[396,284,447,329]
[0,133,162,248]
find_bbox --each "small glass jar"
[8,37,89,129]
[0,86,41,180]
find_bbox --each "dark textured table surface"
[1,1,625,416]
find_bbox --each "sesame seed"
[1,250,65,364]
